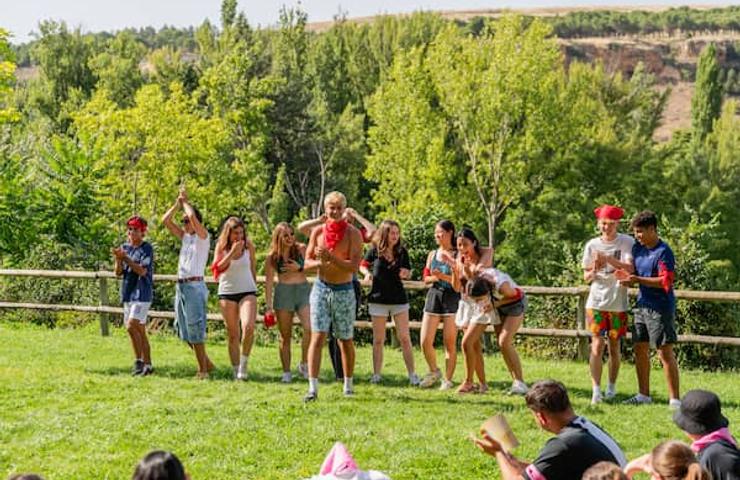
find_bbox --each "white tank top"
[218,251,257,294]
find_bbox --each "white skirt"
[455,297,500,329]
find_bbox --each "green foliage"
[691,43,723,141]
[0,29,19,123]
[89,31,146,106]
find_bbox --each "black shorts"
[632,307,677,348]
[497,295,527,318]
[218,291,256,303]
[424,286,460,315]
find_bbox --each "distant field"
[1,322,738,479]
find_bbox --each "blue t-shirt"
[632,239,675,313]
[120,242,154,303]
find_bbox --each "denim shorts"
[175,281,208,343]
[310,279,356,340]
[274,282,311,312]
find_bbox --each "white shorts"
[368,303,410,318]
[455,297,499,329]
[123,302,151,325]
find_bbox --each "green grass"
[0,323,738,480]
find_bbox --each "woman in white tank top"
[211,216,257,380]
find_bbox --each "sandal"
[477,383,489,394]
[457,381,476,394]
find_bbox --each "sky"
[2,0,738,43]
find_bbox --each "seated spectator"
[673,389,739,480]
[624,440,711,480]
[582,462,628,480]
[133,451,189,480]
[7,475,45,480]
[473,379,627,480]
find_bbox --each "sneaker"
[409,373,421,386]
[132,360,144,376]
[605,387,617,400]
[195,371,209,380]
[477,383,489,394]
[343,388,354,397]
[236,366,248,381]
[669,398,682,410]
[419,370,441,388]
[141,364,154,376]
[297,362,309,379]
[509,381,529,396]
[623,394,652,405]
[439,379,454,391]
[591,392,603,405]
[303,392,318,403]
[281,372,292,383]
[370,374,382,384]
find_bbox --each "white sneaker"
[669,398,682,410]
[409,373,420,386]
[591,392,603,405]
[419,370,441,388]
[439,379,454,391]
[297,362,309,379]
[281,372,292,383]
[370,374,382,384]
[509,381,529,395]
[236,366,248,381]
[605,387,617,400]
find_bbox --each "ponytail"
[684,463,711,480]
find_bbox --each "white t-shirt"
[479,268,518,301]
[218,251,257,295]
[581,233,634,311]
[177,233,210,279]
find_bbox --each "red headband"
[594,205,624,221]
[127,216,148,233]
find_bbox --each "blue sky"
[2,0,737,43]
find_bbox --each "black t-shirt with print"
[364,246,411,305]
[524,417,625,480]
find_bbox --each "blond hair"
[582,462,627,480]
[268,222,300,268]
[324,191,347,208]
[651,441,711,480]
[215,216,246,255]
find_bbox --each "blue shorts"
[310,279,356,340]
[175,281,208,343]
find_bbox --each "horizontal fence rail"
[1,270,739,351]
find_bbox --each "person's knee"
[373,335,385,348]
[498,334,513,349]
[658,345,675,363]
[399,335,412,349]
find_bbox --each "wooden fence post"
[576,292,589,360]
[97,276,111,337]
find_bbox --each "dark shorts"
[632,307,677,348]
[424,286,460,315]
[497,295,527,318]
[218,291,256,303]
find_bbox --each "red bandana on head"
[127,215,148,233]
[594,205,624,221]
[324,220,348,251]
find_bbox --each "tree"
[691,43,722,141]
[89,31,146,106]
[0,28,19,124]
[428,17,563,249]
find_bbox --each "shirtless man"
[303,192,362,402]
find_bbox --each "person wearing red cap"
[113,215,155,376]
[582,204,634,404]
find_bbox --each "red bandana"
[594,205,624,220]
[127,215,148,233]
[324,220,348,251]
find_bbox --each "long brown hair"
[215,216,246,255]
[373,220,403,260]
[651,441,711,480]
[268,222,300,268]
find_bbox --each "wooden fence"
[1,269,739,359]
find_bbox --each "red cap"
[594,205,624,220]
[126,215,148,233]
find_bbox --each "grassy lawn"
[0,323,738,480]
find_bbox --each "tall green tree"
[89,31,146,106]
[0,28,18,123]
[691,43,723,141]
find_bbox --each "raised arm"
[162,198,184,240]
[182,201,208,240]
[297,215,326,237]
[346,208,376,240]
